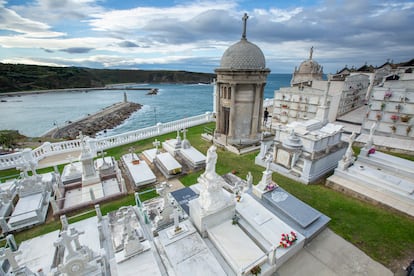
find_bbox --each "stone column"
[250,83,261,138]
[229,83,236,138]
[215,82,221,132]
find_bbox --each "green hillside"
[0,63,215,93]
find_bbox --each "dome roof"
[219,39,266,70]
[297,59,321,74]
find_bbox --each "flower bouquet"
[265,182,277,192]
[384,91,392,99]
[279,231,297,248]
[390,114,399,122]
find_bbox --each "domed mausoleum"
[291,47,323,87]
[214,13,270,146]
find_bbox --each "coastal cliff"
[43,102,141,139]
[0,63,215,93]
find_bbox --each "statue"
[344,132,356,162]
[366,122,377,149]
[205,145,218,178]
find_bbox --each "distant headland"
[0,63,215,93]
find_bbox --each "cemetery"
[0,13,413,276]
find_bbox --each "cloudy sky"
[0,0,413,73]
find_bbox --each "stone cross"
[60,215,69,230]
[181,128,188,140]
[310,46,314,60]
[99,150,107,163]
[0,247,22,272]
[54,229,81,259]
[176,130,181,140]
[153,139,160,154]
[173,206,181,232]
[69,228,83,251]
[129,147,135,159]
[123,209,134,238]
[242,13,249,39]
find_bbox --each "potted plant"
[390,125,396,133]
[376,113,382,120]
[401,115,411,123]
[381,102,386,110]
[250,265,261,276]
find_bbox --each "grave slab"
[122,153,156,187]
[257,188,330,243]
[170,187,199,215]
[156,220,226,276]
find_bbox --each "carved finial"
[242,13,249,39]
[310,46,314,60]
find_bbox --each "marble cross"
[153,139,160,153]
[54,230,79,259]
[129,147,135,159]
[181,128,188,140]
[176,130,181,140]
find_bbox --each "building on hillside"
[290,47,323,87]
[214,13,270,148]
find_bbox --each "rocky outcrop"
[43,102,141,139]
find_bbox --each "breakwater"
[42,101,141,139]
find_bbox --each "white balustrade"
[0,112,215,170]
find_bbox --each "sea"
[0,74,291,137]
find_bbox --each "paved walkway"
[37,150,81,169]
[276,228,392,276]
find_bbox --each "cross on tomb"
[99,149,107,163]
[123,209,134,238]
[242,13,249,39]
[0,247,22,272]
[310,46,314,60]
[176,130,181,140]
[129,147,135,160]
[69,227,84,251]
[54,229,81,259]
[153,139,160,154]
[181,128,188,140]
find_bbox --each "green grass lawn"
[1,122,413,271]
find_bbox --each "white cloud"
[0,1,64,37]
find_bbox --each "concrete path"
[276,228,392,276]
[37,150,81,169]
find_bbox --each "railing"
[0,112,215,171]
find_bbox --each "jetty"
[42,101,141,139]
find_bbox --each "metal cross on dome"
[242,13,249,39]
